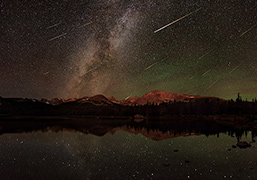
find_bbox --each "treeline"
[125,98,257,116]
[1,96,257,117]
[52,97,257,116]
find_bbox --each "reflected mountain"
[0,117,256,142]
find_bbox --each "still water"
[0,118,256,180]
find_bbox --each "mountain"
[46,95,115,106]
[1,91,257,117]
[108,96,117,102]
[76,95,115,106]
[44,90,219,106]
[40,98,78,106]
[109,90,217,106]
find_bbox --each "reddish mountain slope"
[48,90,220,106]
[77,95,114,106]
[109,90,211,106]
[49,94,115,106]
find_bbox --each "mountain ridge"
[1,90,257,117]
[107,90,220,106]
[45,90,219,106]
[42,90,222,106]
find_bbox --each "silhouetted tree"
[236,93,242,102]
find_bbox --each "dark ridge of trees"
[1,94,257,117]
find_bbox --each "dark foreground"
[0,117,256,179]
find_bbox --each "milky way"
[64,1,145,98]
[0,0,256,100]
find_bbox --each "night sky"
[1,0,256,100]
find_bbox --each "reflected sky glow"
[0,130,256,179]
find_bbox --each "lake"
[0,118,256,179]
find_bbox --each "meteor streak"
[249,64,257,72]
[226,83,234,91]
[80,65,101,77]
[48,33,67,41]
[199,49,214,59]
[125,94,133,100]
[189,75,196,80]
[205,79,219,92]
[145,62,158,70]
[79,21,93,28]
[154,8,201,33]
[47,22,62,29]
[202,69,211,77]
[229,63,241,74]
[240,24,256,37]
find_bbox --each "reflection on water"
[0,118,256,179]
